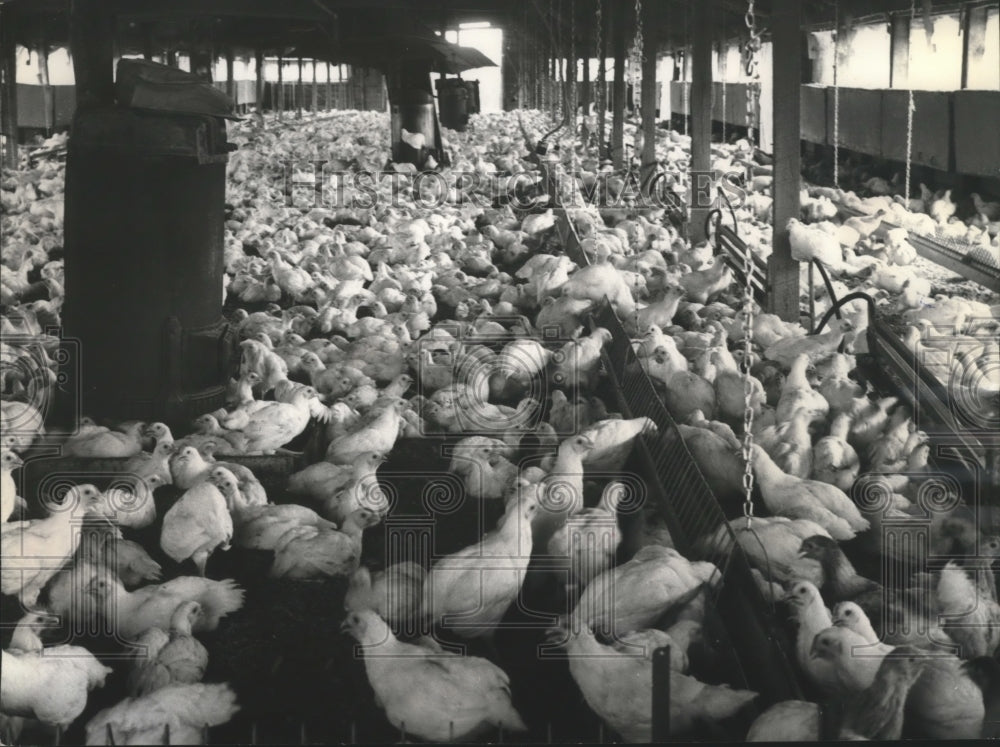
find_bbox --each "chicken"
[745,700,820,741]
[775,354,830,424]
[936,560,1000,658]
[783,580,837,693]
[78,526,163,588]
[1,484,105,604]
[560,262,638,315]
[811,414,860,491]
[838,646,929,739]
[159,478,233,576]
[699,517,826,585]
[62,421,145,458]
[85,569,244,639]
[85,683,240,746]
[885,227,917,266]
[547,480,625,588]
[269,509,379,580]
[810,624,893,694]
[787,217,844,270]
[929,189,956,223]
[326,398,405,464]
[759,408,813,479]
[556,623,756,740]
[675,413,745,501]
[341,609,526,742]
[1,449,24,522]
[577,416,656,472]
[126,601,208,696]
[549,327,611,391]
[421,489,536,640]
[903,653,986,739]
[344,562,427,633]
[751,445,869,540]
[531,434,594,546]
[286,459,357,502]
[572,544,719,635]
[226,385,323,454]
[818,353,864,414]
[663,370,717,423]
[764,319,852,368]
[1,643,112,728]
[678,256,733,304]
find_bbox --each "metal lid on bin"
[116,59,241,121]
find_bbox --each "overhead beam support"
[769,0,802,322]
[255,49,265,112]
[689,0,712,243]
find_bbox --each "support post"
[38,40,53,134]
[639,2,658,190]
[255,49,264,112]
[581,35,590,121]
[0,5,17,169]
[277,55,284,119]
[610,0,626,168]
[166,48,177,67]
[962,5,988,90]
[311,59,318,113]
[296,56,303,119]
[769,0,802,321]
[689,0,712,242]
[69,0,115,112]
[225,47,235,102]
[889,12,910,89]
[325,61,332,110]
[142,23,154,61]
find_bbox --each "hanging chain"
[904,0,916,205]
[744,0,761,151]
[720,37,727,144]
[740,0,759,530]
[630,0,644,110]
[595,0,603,154]
[833,4,840,187]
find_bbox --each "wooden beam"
[0,5,18,169]
[611,0,626,168]
[689,0,712,243]
[769,0,802,322]
[639,1,658,188]
[889,11,909,88]
[70,0,116,111]
[580,34,590,121]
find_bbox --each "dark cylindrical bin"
[62,106,236,427]
[390,88,436,164]
[435,78,469,131]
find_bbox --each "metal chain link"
[595,0,603,155]
[904,0,916,205]
[833,5,840,187]
[744,0,761,151]
[631,0,644,109]
[740,0,759,530]
[720,37,727,144]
